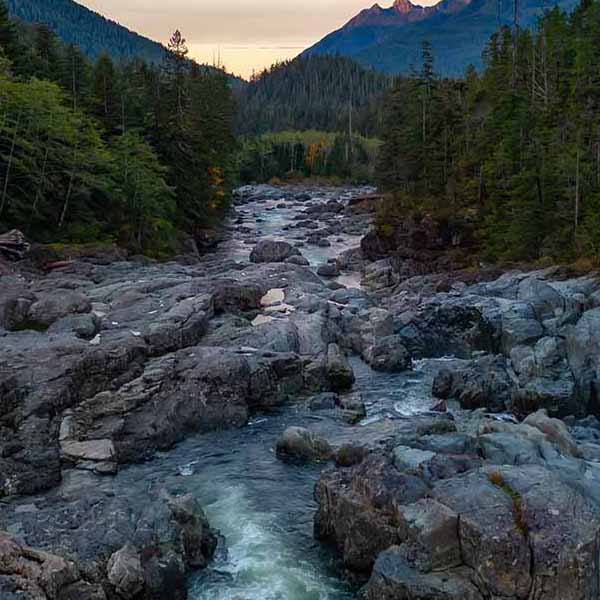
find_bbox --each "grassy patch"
[488,471,529,537]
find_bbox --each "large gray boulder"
[27,290,92,330]
[0,487,216,600]
[365,548,480,600]
[249,240,301,263]
[433,355,515,413]
[107,544,144,599]
[566,307,600,413]
[364,335,411,372]
[315,410,600,600]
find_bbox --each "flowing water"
[108,356,446,600]
[111,187,449,599]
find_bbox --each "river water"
[114,187,445,599]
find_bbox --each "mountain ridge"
[306,0,579,75]
[7,0,168,63]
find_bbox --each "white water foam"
[190,484,351,600]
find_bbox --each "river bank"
[1,184,600,599]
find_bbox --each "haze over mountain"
[306,0,579,75]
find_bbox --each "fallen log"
[0,230,30,261]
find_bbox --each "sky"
[79,0,433,79]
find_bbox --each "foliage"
[0,2,236,254]
[238,130,381,184]
[376,2,600,263]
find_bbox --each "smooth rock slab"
[365,548,481,600]
[61,439,116,462]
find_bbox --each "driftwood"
[0,230,30,261]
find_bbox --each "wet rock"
[309,392,339,410]
[433,355,515,413]
[511,336,577,416]
[317,263,340,278]
[335,444,369,467]
[325,343,355,391]
[364,335,411,372]
[314,453,429,572]
[107,544,144,599]
[336,392,366,423]
[276,427,333,462]
[500,301,544,353]
[566,307,600,414]
[285,255,310,266]
[249,240,301,263]
[397,498,462,571]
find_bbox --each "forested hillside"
[376,1,600,263]
[0,4,235,255]
[7,0,167,63]
[235,54,395,137]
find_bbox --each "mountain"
[306,0,579,75]
[7,0,167,63]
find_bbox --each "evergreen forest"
[376,2,600,263]
[0,3,235,255]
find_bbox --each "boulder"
[285,255,310,266]
[336,392,366,423]
[107,544,144,599]
[27,290,92,329]
[317,263,340,278]
[275,427,333,462]
[365,549,480,600]
[309,392,339,410]
[249,240,301,263]
[364,335,411,372]
[335,444,369,467]
[433,355,515,413]
[325,343,355,391]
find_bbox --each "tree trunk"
[59,171,75,230]
[0,111,21,219]
[574,147,580,231]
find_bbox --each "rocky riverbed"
[1,184,600,600]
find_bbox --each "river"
[75,186,449,599]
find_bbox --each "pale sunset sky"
[79,0,434,78]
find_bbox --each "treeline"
[239,130,380,184]
[377,0,600,263]
[235,54,396,138]
[7,0,167,63]
[0,3,235,255]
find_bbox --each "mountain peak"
[393,0,417,13]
